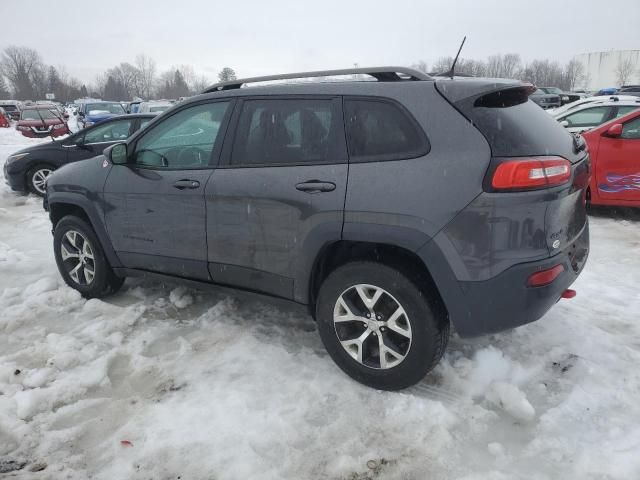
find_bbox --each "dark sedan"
[530,88,561,109]
[4,114,154,196]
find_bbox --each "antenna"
[447,36,467,79]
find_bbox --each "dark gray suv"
[44,67,590,390]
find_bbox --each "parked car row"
[4,114,154,195]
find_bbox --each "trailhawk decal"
[598,173,640,193]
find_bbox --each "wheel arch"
[308,240,449,324]
[48,195,122,268]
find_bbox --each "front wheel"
[27,164,55,196]
[53,215,124,298]
[316,261,449,390]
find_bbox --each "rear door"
[65,118,135,163]
[206,96,347,300]
[595,115,640,202]
[104,100,233,280]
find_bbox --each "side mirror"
[560,120,569,127]
[604,123,623,138]
[108,142,128,165]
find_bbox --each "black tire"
[26,164,55,197]
[316,261,449,390]
[53,215,125,298]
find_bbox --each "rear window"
[344,98,429,161]
[461,87,578,158]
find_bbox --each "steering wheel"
[176,146,205,166]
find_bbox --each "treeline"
[0,45,237,102]
[412,53,590,91]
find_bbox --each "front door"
[65,118,135,163]
[206,97,347,300]
[596,115,640,202]
[103,100,232,280]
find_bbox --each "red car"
[582,108,640,207]
[16,105,70,138]
[0,107,10,128]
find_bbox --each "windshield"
[86,103,126,115]
[2,105,17,112]
[21,109,59,121]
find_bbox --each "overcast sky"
[2,0,639,84]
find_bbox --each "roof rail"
[202,66,432,93]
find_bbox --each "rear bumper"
[452,220,589,337]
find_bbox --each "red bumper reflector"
[561,289,576,299]
[527,264,565,287]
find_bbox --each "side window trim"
[219,95,347,169]
[127,98,235,171]
[342,95,430,163]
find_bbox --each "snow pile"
[1,134,640,478]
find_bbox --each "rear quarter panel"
[343,82,491,248]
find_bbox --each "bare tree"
[0,46,42,99]
[501,53,522,78]
[432,57,453,74]
[563,59,584,91]
[410,61,428,74]
[135,54,156,99]
[615,57,636,86]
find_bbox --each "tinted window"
[622,117,640,139]
[84,120,132,143]
[344,99,428,161]
[563,107,611,127]
[459,88,578,159]
[133,101,229,169]
[231,98,342,166]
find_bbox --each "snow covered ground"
[1,124,639,479]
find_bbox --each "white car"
[138,101,173,115]
[548,95,640,117]
[553,98,640,134]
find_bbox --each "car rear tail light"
[491,157,571,191]
[527,264,565,287]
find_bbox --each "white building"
[574,50,640,90]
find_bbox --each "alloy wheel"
[333,284,412,369]
[31,168,52,195]
[60,230,95,285]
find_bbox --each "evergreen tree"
[80,84,88,97]
[218,67,237,83]
[172,70,190,98]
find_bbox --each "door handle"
[173,179,200,190]
[295,180,336,193]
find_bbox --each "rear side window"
[344,99,428,161]
[457,87,579,159]
[230,98,344,166]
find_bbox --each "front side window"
[622,117,640,139]
[84,120,132,144]
[563,107,611,127]
[231,98,342,166]
[344,99,428,161]
[133,101,229,168]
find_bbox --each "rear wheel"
[27,164,55,196]
[316,261,449,390]
[53,215,124,298]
